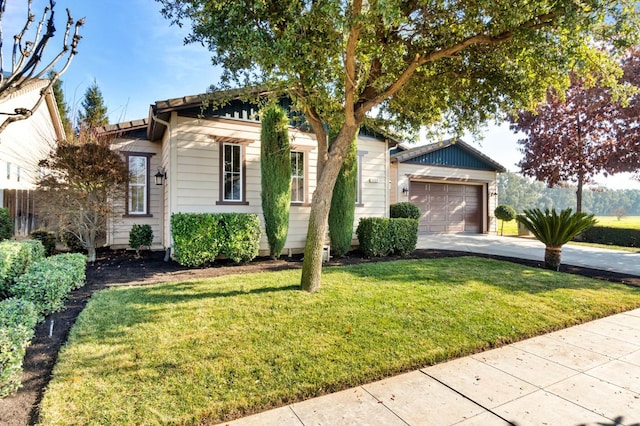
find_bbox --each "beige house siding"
[394,163,499,234]
[108,139,164,249]
[0,83,60,192]
[162,112,389,254]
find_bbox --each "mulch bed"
[1,248,638,426]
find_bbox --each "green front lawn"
[40,257,640,425]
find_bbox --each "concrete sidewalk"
[219,309,640,425]
[418,234,640,276]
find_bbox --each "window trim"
[123,152,153,218]
[290,150,309,206]
[289,146,313,206]
[217,141,249,205]
[356,150,367,207]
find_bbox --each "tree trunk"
[544,246,562,271]
[301,125,359,293]
[576,174,583,213]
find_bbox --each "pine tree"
[260,104,291,259]
[49,71,73,139]
[77,79,108,134]
[328,133,357,257]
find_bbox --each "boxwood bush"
[0,240,45,299]
[30,229,57,257]
[580,226,639,247]
[390,202,421,220]
[171,213,261,267]
[0,297,38,398]
[0,208,12,241]
[356,217,418,257]
[10,253,87,318]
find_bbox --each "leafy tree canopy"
[159,0,638,137]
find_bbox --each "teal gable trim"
[406,144,496,170]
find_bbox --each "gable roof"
[391,138,506,172]
[101,89,398,145]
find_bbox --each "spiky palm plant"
[516,208,597,270]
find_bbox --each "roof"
[102,89,398,145]
[391,138,506,172]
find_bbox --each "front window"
[291,151,305,203]
[128,155,148,214]
[356,151,366,206]
[223,143,242,201]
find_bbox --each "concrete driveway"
[417,233,640,276]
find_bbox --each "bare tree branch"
[0,0,83,133]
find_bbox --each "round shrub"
[0,208,13,241]
[390,202,421,219]
[129,224,153,255]
[30,229,57,256]
[494,204,517,222]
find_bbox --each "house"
[0,79,65,236]
[390,139,505,234]
[99,94,391,255]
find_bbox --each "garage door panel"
[410,181,482,234]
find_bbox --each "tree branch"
[344,0,362,127]
[0,2,83,134]
[356,12,558,115]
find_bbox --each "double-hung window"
[127,154,150,215]
[291,151,305,204]
[223,143,242,201]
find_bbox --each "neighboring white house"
[390,139,505,234]
[100,94,391,255]
[0,79,65,235]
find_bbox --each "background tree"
[49,70,73,138]
[511,59,640,213]
[37,139,128,263]
[158,0,639,292]
[0,0,82,133]
[76,79,108,134]
[328,134,357,257]
[260,104,291,259]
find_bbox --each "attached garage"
[410,182,482,233]
[390,139,505,234]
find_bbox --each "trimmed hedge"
[0,297,38,398]
[30,229,57,256]
[10,253,87,317]
[171,213,261,267]
[0,240,46,298]
[580,226,639,247]
[356,217,418,257]
[390,202,421,220]
[0,208,12,241]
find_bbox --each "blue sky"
[4,0,639,189]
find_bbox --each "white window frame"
[128,155,148,215]
[291,151,305,204]
[223,143,243,202]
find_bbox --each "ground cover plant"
[39,257,640,425]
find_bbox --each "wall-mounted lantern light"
[402,186,409,194]
[155,167,167,185]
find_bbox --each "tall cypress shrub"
[260,104,291,258]
[329,133,358,257]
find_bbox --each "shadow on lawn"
[342,256,634,294]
